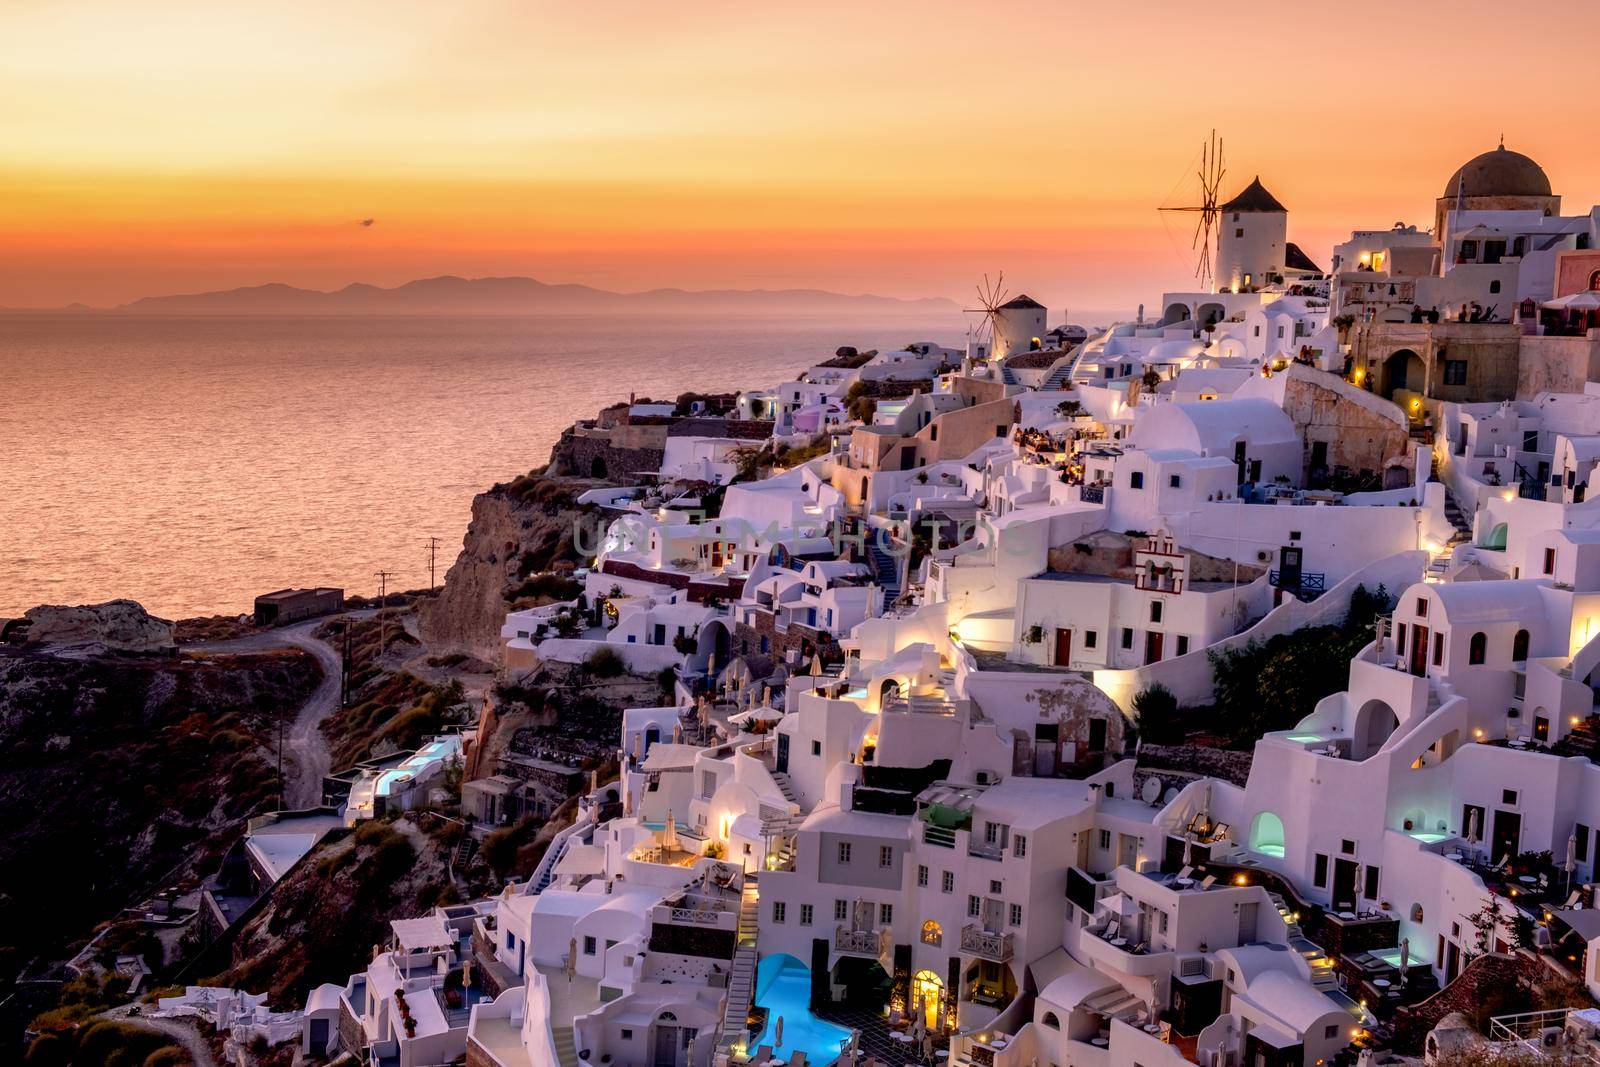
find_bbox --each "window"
[968,895,981,917]
[1416,597,1428,618]
[1235,228,1244,238]
[1169,474,1181,488]
[1364,865,1381,898]
[835,899,848,921]
[1120,628,1133,650]
[990,879,1003,894]
[1098,829,1112,849]
[622,1029,634,1040]
[584,935,597,954]
[1325,1025,1340,1041]
[1490,280,1502,294]
[1176,636,1190,656]
[1084,630,1098,649]
[1429,631,1442,666]
[880,845,894,868]
[1313,854,1328,887]
[921,920,942,946]
[811,740,821,756]
[838,842,852,864]
[1545,547,1557,575]
[941,871,954,893]
[1009,904,1023,927]
[1444,360,1468,386]
[1014,835,1027,858]
[1290,530,1301,541]
[1130,471,1144,489]
[1341,839,1356,855]
[1469,631,1487,665]
[1503,789,1518,805]
[1578,825,1591,863]
[880,903,893,924]
[917,864,929,887]
[1513,629,1530,661]
[800,904,813,926]
[506,932,517,951]
[1150,601,1163,624]
[995,425,1007,438]
[772,902,786,923]
[984,822,1000,844]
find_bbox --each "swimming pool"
[1407,830,1450,844]
[1374,946,1426,968]
[751,954,852,1062]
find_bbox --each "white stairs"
[552,1025,580,1067]
[770,771,800,806]
[1269,892,1339,993]
[719,877,762,1052]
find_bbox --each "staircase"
[1269,892,1340,994]
[552,1025,580,1067]
[770,771,800,807]
[999,365,1019,386]
[865,533,902,609]
[1425,490,1474,583]
[451,833,478,878]
[719,877,761,1052]
[1553,713,1600,759]
[1041,362,1075,391]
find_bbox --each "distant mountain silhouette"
[117,275,958,316]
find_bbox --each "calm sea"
[0,313,964,618]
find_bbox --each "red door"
[1053,628,1072,666]
[1409,625,1429,676]
[1145,631,1164,664]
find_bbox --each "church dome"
[1442,145,1552,198]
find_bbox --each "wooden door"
[1053,627,1072,666]
[1409,625,1429,676]
[1145,630,1164,664]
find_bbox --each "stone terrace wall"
[1138,743,1253,787]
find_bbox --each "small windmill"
[1159,130,1227,290]
[963,272,1009,359]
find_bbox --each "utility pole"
[427,537,441,590]
[276,702,285,811]
[374,569,395,657]
[340,618,352,707]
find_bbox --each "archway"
[1249,811,1285,858]
[1381,349,1426,399]
[878,678,901,709]
[920,920,942,946]
[1353,698,1401,758]
[1484,522,1508,550]
[1196,302,1225,330]
[1161,302,1192,327]
[911,969,944,1030]
[590,455,609,479]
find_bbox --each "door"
[1238,902,1260,944]
[775,733,790,773]
[982,897,1004,933]
[1492,809,1522,863]
[1409,625,1429,676]
[1278,546,1303,587]
[654,1025,681,1067]
[1145,630,1164,664]
[1053,627,1073,667]
[1332,858,1359,910]
[1033,722,1058,776]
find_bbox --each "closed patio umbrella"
[774,1015,784,1049]
[565,937,577,984]
[1398,937,1410,986]
[662,809,680,851]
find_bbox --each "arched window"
[1041,1012,1061,1029]
[1410,903,1425,923]
[1589,269,1600,292]
[1249,811,1286,858]
[1513,629,1530,662]
[1469,632,1487,665]
[921,920,942,946]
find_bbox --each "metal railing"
[834,925,889,957]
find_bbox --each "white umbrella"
[566,937,577,984]
[1465,808,1481,847]
[622,782,633,814]
[662,809,680,851]
[1544,291,1600,311]
[673,720,684,743]
[1567,833,1579,893]
[1398,937,1410,986]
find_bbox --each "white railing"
[960,925,1014,962]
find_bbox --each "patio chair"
[1176,866,1194,881]
[1211,822,1231,841]
[1200,875,1217,890]
[754,1047,774,1065]
[1565,890,1583,907]
[789,1053,807,1067]
[1104,919,1121,940]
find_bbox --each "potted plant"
[1024,624,1045,645]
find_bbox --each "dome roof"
[1442,145,1552,199]
[1221,177,1286,213]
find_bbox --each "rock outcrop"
[417,471,602,662]
[22,598,175,653]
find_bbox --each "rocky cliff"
[417,470,604,662]
[20,599,175,654]
[0,642,321,979]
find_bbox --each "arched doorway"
[911,970,944,1030]
[1161,302,1192,327]
[1249,812,1285,857]
[878,678,901,709]
[1382,349,1426,399]
[591,455,609,479]
[1196,303,1225,330]
[1353,698,1400,758]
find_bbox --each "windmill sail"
[1159,131,1226,290]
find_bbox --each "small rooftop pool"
[1373,946,1426,968]
[751,954,851,1062]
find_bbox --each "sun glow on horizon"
[2,0,1596,310]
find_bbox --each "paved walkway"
[102,1006,220,1067]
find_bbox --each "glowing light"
[1234,874,1249,886]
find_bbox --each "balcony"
[967,841,1004,861]
[960,924,1015,962]
[883,695,960,716]
[834,925,889,957]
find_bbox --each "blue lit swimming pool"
[752,954,852,1062]
[1374,946,1426,968]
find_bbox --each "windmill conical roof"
[1220,177,1286,213]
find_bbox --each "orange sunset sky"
[2,0,1596,313]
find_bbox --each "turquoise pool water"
[1286,734,1325,744]
[1408,831,1450,844]
[1374,947,1426,968]
[752,954,852,1062]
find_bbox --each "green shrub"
[586,647,625,678]
[1132,684,1183,745]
